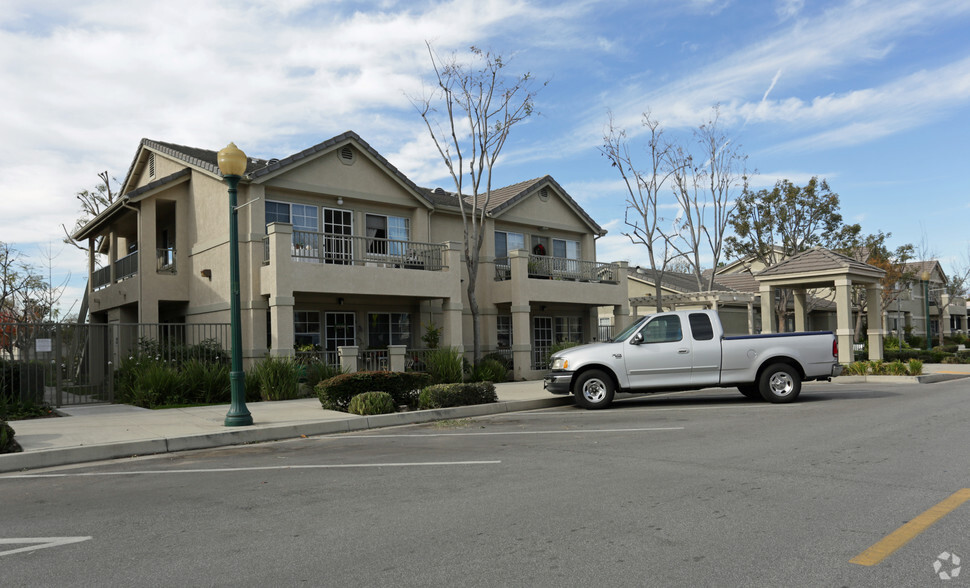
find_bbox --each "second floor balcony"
[263,228,447,272]
[494,254,619,283]
[92,248,177,290]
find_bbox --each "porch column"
[511,304,532,381]
[759,284,776,334]
[747,300,754,334]
[613,305,631,334]
[88,237,96,297]
[338,345,359,373]
[793,289,807,333]
[269,296,295,357]
[139,198,159,324]
[388,345,407,372]
[441,299,463,351]
[867,284,884,361]
[109,229,119,281]
[835,277,854,364]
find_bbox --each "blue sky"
[1,0,969,316]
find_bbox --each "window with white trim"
[555,316,583,344]
[366,214,409,256]
[367,312,411,348]
[497,315,512,349]
[495,230,525,258]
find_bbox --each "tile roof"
[424,175,604,235]
[756,247,885,278]
[628,267,737,293]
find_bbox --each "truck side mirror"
[630,333,643,345]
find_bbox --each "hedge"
[417,382,498,410]
[316,371,432,411]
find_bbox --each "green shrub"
[251,356,302,401]
[883,360,908,376]
[317,371,432,411]
[418,382,497,410]
[303,361,343,388]
[908,359,923,375]
[424,347,465,384]
[244,369,263,403]
[127,361,184,408]
[347,391,397,415]
[0,420,17,453]
[482,352,513,371]
[470,358,507,383]
[843,361,868,376]
[180,358,230,404]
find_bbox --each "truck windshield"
[611,316,649,342]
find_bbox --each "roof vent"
[434,187,446,194]
[268,158,280,165]
[339,145,355,165]
[538,187,550,201]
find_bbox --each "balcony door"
[325,312,356,365]
[323,208,353,265]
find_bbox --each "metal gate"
[0,322,230,408]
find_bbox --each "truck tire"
[573,370,615,410]
[759,363,801,403]
[737,384,762,400]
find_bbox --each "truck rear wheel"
[573,370,615,410]
[759,363,801,403]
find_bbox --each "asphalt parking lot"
[3,379,969,586]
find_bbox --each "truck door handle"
[678,349,689,354]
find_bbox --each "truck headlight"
[552,357,567,370]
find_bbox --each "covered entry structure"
[755,248,886,364]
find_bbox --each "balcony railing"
[494,255,619,283]
[264,230,446,271]
[93,251,139,291]
[115,251,138,280]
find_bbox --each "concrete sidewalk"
[0,381,569,474]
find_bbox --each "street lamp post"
[218,142,253,427]
[921,270,932,352]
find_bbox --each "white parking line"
[0,537,92,556]
[336,426,684,439]
[2,461,501,479]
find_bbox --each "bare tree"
[412,43,543,364]
[62,171,118,257]
[667,106,748,291]
[601,111,682,312]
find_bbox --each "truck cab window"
[688,313,715,341]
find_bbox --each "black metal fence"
[0,322,230,408]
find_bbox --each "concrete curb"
[835,373,969,385]
[0,396,572,474]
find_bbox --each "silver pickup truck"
[544,309,842,409]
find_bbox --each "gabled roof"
[247,131,432,207]
[423,176,604,235]
[72,169,191,241]
[903,259,946,283]
[756,247,885,279]
[628,267,737,293]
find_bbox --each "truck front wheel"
[573,370,615,410]
[759,363,801,403]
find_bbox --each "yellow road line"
[851,488,970,566]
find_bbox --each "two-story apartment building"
[72,131,630,380]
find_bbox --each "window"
[325,312,356,352]
[495,231,525,258]
[265,201,318,233]
[294,311,321,347]
[555,316,583,344]
[366,214,409,255]
[368,313,411,348]
[688,313,714,341]
[642,315,683,343]
[497,315,512,348]
[533,316,553,369]
[552,239,580,260]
